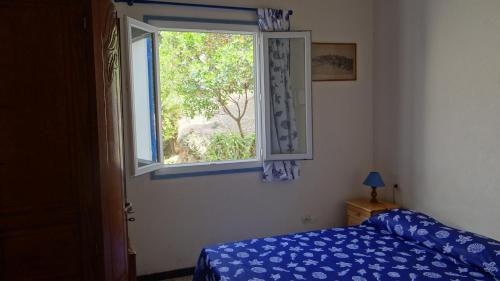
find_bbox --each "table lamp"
[363,171,385,203]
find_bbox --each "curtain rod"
[115,0,293,15]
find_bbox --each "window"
[159,30,258,166]
[122,16,312,176]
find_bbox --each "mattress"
[193,209,500,281]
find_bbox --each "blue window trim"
[146,37,158,161]
[151,166,262,180]
[143,15,257,26]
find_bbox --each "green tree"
[205,133,256,161]
[159,31,254,138]
[158,33,183,157]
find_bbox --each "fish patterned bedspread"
[193,209,500,281]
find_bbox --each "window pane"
[268,37,308,155]
[131,27,159,164]
[158,31,256,165]
[289,38,307,154]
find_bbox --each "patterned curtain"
[258,8,300,182]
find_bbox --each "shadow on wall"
[374,0,500,240]
[374,0,431,205]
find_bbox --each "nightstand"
[346,198,400,226]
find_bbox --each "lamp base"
[370,186,378,203]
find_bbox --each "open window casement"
[122,16,163,176]
[121,15,313,177]
[260,31,313,161]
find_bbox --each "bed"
[193,209,500,281]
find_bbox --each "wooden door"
[0,0,129,280]
[88,0,130,280]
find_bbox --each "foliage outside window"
[158,31,256,165]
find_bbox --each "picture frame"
[311,43,357,81]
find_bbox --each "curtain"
[258,8,300,182]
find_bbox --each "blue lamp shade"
[363,172,385,188]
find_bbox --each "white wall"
[118,0,374,275]
[374,0,500,240]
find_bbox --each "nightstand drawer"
[347,215,365,226]
[345,198,400,227]
[347,206,371,220]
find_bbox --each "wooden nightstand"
[346,198,400,226]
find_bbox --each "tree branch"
[216,94,239,122]
[240,87,249,119]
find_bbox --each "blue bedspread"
[193,209,500,281]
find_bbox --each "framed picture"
[311,43,357,81]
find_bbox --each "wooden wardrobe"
[0,0,130,280]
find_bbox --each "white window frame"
[122,17,164,176]
[121,16,313,178]
[155,26,263,176]
[261,31,313,161]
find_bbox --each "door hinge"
[83,17,88,31]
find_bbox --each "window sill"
[150,160,262,180]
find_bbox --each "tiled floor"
[161,276,192,281]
